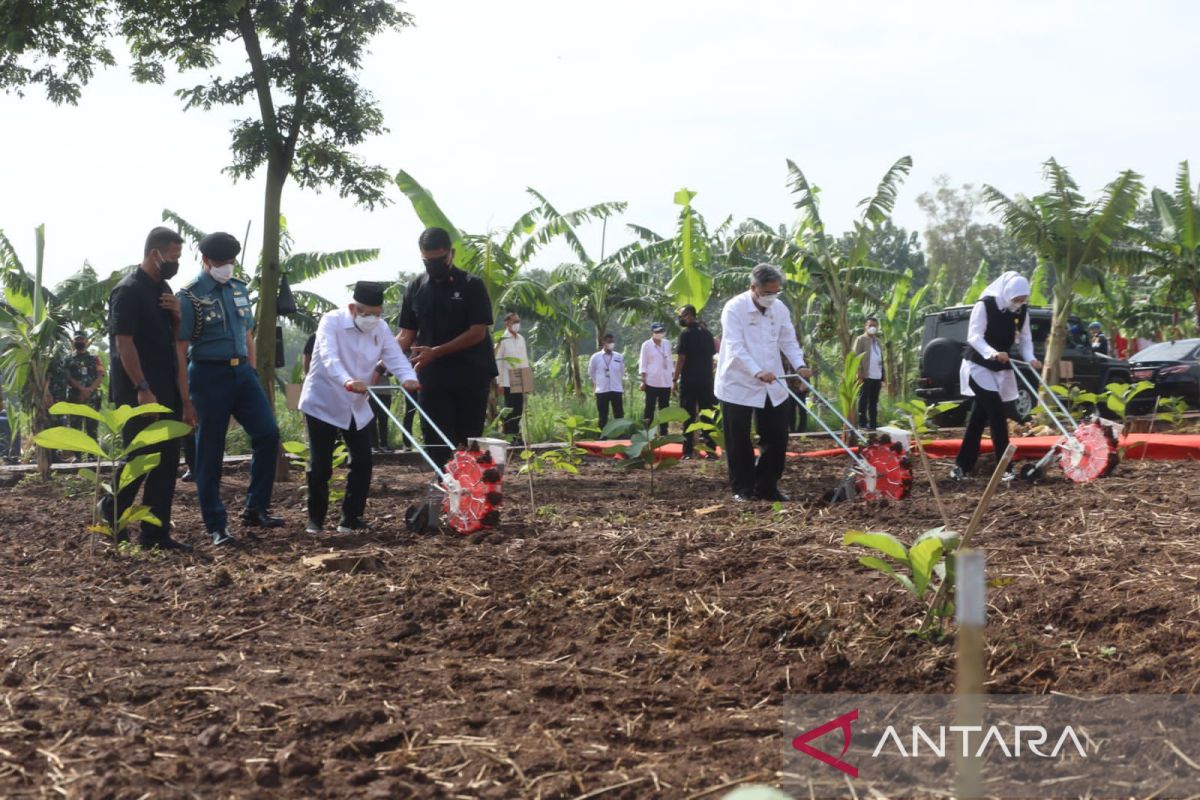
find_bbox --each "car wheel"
[1015,386,1035,420]
[921,337,962,389]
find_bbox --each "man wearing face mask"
[952,270,1043,481]
[588,333,626,431]
[103,226,192,551]
[852,316,884,431]
[176,232,281,547]
[715,263,811,502]
[397,227,496,470]
[302,281,420,533]
[494,311,530,437]
[65,330,105,444]
[673,305,718,459]
[638,322,674,435]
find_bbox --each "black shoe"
[241,507,284,528]
[732,492,754,503]
[305,519,323,535]
[337,517,369,533]
[681,453,694,461]
[950,465,968,482]
[210,529,236,547]
[180,469,194,483]
[701,451,720,461]
[757,488,790,502]
[141,535,194,553]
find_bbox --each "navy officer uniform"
[177,232,282,546]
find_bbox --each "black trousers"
[786,393,809,433]
[502,388,525,437]
[596,391,624,432]
[642,386,671,434]
[418,378,491,470]
[367,390,391,449]
[857,378,883,430]
[721,398,789,497]
[679,382,716,455]
[305,414,372,525]
[102,403,182,543]
[956,377,1010,474]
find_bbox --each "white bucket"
[469,437,509,470]
[875,425,912,452]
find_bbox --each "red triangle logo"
[791,708,859,778]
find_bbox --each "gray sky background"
[2,0,1196,309]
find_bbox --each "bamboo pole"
[955,548,987,799]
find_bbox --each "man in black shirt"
[672,304,718,459]
[102,226,193,552]
[397,227,496,469]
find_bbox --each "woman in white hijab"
[952,271,1043,480]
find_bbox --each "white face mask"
[355,314,382,332]
[756,292,779,308]
[867,325,878,336]
[652,333,664,342]
[210,264,234,284]
[510,322,520,333]
[603,342,614,351]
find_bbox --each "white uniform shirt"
[588,349,625,394]
[299,308,417,430]
[958,301,1034,402]
[494,332,529,388]
[867,338,883,380]
[638,337,674,388]
[715,291,806,408]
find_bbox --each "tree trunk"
[1192,287,1200,335]
[254,164,289,480]
[1044,293,1071,386]
[568,337,583,397]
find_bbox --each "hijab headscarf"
[980,270,1030,312]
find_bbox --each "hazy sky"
[2,0,1196,307]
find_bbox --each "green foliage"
[891,398,963,439]
[1102,380,1155,419]
[685,406,724,454]
[283,439,348,503]
[835,352,864,427]
[960,260,990,304]
[601,406,690,495]
[844,526,962,631]
[33,401,192,542]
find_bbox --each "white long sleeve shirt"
[588,349,625,394]
[494,332,529,388]
[715,291,806,408]
[299,308,417,430]
[958,301,1034,402]
[638,337,674,388]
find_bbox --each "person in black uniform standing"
[103,226,193,551]
[672,304,718,459]
[396,227,496,470]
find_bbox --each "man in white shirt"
[494,311,530,437]
[587,332,625,433]
[638,322,674,434]
[299,281,419,534]
[715,264,811,502]
[852,316,884,430]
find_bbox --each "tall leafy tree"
[984,159,1146,381]
[735,156,913,360]
[0,0,413,401]
[1139,161,1200,331]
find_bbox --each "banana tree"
[1139,161,1200,332]
[734,156,913,361]
[881,269,933,397]
[0,227,66,477]
[984,159,1148,382]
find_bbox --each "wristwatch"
[135,379,150,391]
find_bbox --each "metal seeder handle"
[1008,359,1077,440]
[365,385,447,480]
[776,375,870,473]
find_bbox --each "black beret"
[353,281,386,307]
[198,231,241,262]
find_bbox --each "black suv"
[917,305,1133,423]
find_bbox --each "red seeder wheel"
[441,450,503,534]
[854,441,914,501]
[1058,421,1118,483]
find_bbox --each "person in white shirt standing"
[638,322,674,435]
[952,271,1042,481]
[715,264,811,502]
[588,332,625,432]
[852,316,884,430]
[299,281,419,534]
[494,311,530,437]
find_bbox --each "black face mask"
[423,257,450,282]
[677,317,689,328]
[158,260,180,280]
[74,342,87,351]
